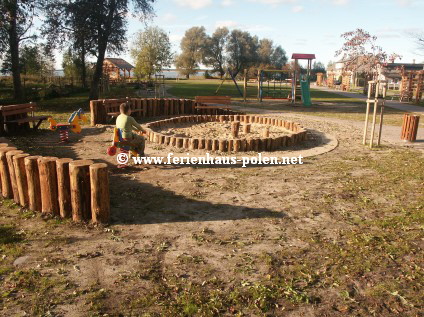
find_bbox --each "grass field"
[166,79,409,126]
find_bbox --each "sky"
[63,0,424,69]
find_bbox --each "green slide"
[300,79,312,106]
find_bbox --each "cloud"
[292,5,304,12]
[221,0,235,6]
[173,0,213,9]
[161,13,177,22]
[396,0,410,6]
[215,20,239,29]
[248,0,297,5]
[332,0,349,5]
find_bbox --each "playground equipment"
[146,114,308,152]
[316,73,324,86]
[400,67,423,103]
[292,53,315,106]
[48,108,87,142]
[257,70,293,101]
[107,128,144,166]
[257,53,315,106]
[215,69,244,98]
[363,80,387,148]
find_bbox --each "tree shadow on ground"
[108,171,286,225]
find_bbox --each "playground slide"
[300,79,312,106]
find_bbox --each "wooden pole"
[13,153,30,207]
[90,163,110,224]
[6,150,23,204]
[24,156,42,212]
[262,127,270,138]
[38,157,59,215]
[231,121,240,138]
[377,82,387,146]
[243,69,247,102]
[0,147,17,198]
[69,160,94,222]
[56,158,73,218]
[369,82,379,148]
[363,81,373,145]
[243,124,251,134]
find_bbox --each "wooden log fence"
[145,115,308,153]
[0,141,110,224]
[90,98,243,125]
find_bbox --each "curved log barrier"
[0,141,110,224]
[90,97,243,126]
[146,115,308,153]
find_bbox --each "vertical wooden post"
[69,160,94,222]
[13,153,30,207]
[231,121,240,138]
[262,127,270,138]
[363,81,373,145]
[218,140,226,152]
[38,157,59,215]
[56,158,73,218]
[377,82,387,146]
[0,147,17,198]
[6,150,23,203]
[90,163,110,224]
[369,81,379,148]
[243,124,251,134]
[24,156,42,212]
[243,69,247,102]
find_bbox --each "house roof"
[104,58,134,70]
[292,53,316,60]
[383,63,424,71]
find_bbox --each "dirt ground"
[1,112,423,316]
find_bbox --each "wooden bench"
[103,98,143,122]
[195,96,232,105]
[0,103,49,133]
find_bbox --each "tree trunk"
[80,43,87,88]
[89,38,108,100]
[8,0,23,100]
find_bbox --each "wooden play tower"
[400,66,424,103]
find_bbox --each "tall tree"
[43,0,155,99]
[43,0,93,88]
[175,26,207,79]
[335,28,388,77]
[131,26,173,80]
[0,0,39,100]
[226,29,258,77]
[203,27,229,78]
[270,45,287,69]
[257,38,273,66]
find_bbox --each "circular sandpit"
[145,114,307,152]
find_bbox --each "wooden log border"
[0,142,110,224]
[145,115,308,152]
[90,98,244,126]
